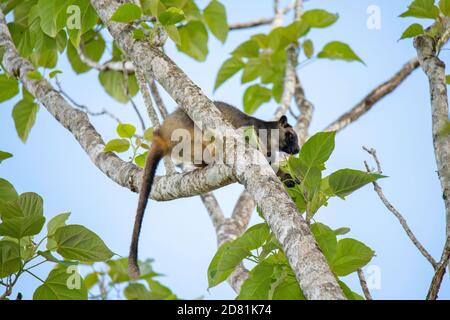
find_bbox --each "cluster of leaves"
[399,0,450,40]
[0,165,175,300]
[0,73,40,143]
[103,123,153,168]
[1,0,228,107]
[214,9,364,114]
[208,131,382,300]
[84,257,178,300]
[0,176,114,299]
[119,0,229,61]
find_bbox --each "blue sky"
[0,0,449,299]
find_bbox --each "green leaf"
[302,9,338,28]
[328,169,385,198]
[37,0,70,37]
[158,7,185,25]
[147,278,177,300]
[446,75,450,84]
[0,240,21,278]
[0,74,19,102]
[67,33,105,74]
[49,70,63,79]
[339,280,364,300]
[232,40,260,58]
[110,3,142,23]
[164,24,181,45]
[144,127,154,141]
[56,30,67,53]
[0,193,45,238]
[0,215,45,238]
[46,212,71,250]
[124,283,156,300]
[99,70,139,103]
[399,23,424,40]
[30,33,58,68]
[234,223,270,251]
[318,41,364,64]
[84,272,99,290]
[107,258,157,284]
[67,0,99,47]
[302,166,322,201]
[12,99,39,143]
[241,57,263,83]
[0,178,18,202]
[37,250,79,267]
[33,267,88,300]
[104,139,131,153]
[330,238,375,276]
[177,21,208,61]
[208,242,250,288]
[214,57,244,90]
[271,273,305,300]
[303,39,314,58]
[203,0,228,43]
[310,223,337,261]
[135,152,148,168]
[0,151,13,164]
[117,123,136,138]
[299,131,336,167]
[440,0,450,16]
[237,259,274,300]
[400,0,440,19]
[26,70,43,80]
[53,225,114,262]
[334,227,351,236]
[17,192,43,217]
[243,84,272,115]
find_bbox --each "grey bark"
[91,0,346,299]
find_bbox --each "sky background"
[1,0,449,299]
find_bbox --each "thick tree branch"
[324,58,420,132]
[0,10,236,203]
[414,19,450,299]
[414,28,450,250]
[427,245,450,300]
[91,0,345,299]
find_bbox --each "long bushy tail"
[129,142,164,279]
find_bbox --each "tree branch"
[324,58,420,132]
[0,10,236,203]
[228,1,295,30]
[357,269,373,300]
[363,146,437,268]
[293,74,314,144]
[413,19,450,299]
[91,0,345,299]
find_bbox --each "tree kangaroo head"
[266,115,300,156]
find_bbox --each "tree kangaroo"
[129,101,300,278]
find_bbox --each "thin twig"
[357,269,373,300]
[228,1,295,30]
[122,61,146,131]
[363,146,437,268]
[54,76,122,123]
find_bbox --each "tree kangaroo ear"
[279,115,288,127]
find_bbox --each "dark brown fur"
[128,102,299,278]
